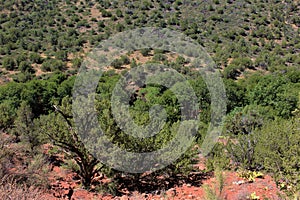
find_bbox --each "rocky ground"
[41,154,285,200]
[0,134,286,200]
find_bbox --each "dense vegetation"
[0,0,299,198]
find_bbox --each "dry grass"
[0,133,50,199]
[0,176,46,200]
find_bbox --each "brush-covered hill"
[0,0,300,199]
[0,0,299,82]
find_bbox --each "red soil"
[43,159,285,200]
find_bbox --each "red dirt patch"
[40,143,286,199]
[44,160,285,199]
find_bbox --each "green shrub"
[38,97,105,187]
[12,72,34,83]
[111,55,130,69]
[18,61,35,73]
[254,118,300,194]
[223,65,241,79]
[206,143,231,172]
[226,133,258,170]
[247,75,299,118]
[0,100,17,130]
[227,116,300,195]
[29,53,43,64]
[2,56,16,70]
[140,48,151,56]
[152,53,167,62]
[41,59,65,72]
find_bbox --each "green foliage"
[223,64,241,79]
[12,101,43,151]
[0,0,299,196]
[72,57,82,69]
[94,72,199,176]
[111,55,130,69]
[2,56,16,70]
[223,79,246,112]
[57,76,75,98]
[140,48,151,56]
[0,72,75,118]
[101,9,112,17]
[203,184,223,200]
[226,132,258,170]
[246,74,299,118]
[231,57,253,70]
[254,118,300,194]
[12,72,35,83]
[0,100,17,130]
[227,116,300,195]
[152,53,167,62]
[203,167,225,200]
[18,61,35,73]
[115,9,123,17]
[61,159,80,173]
[41,59,65,72]
[188,77,211,123]
[37,97,104,187]
[215,167,225,195]
[286,67,300,83]
[206,143,231,172]
[55,50,68,61]
[224,105,267,136]
[29,53,43,64]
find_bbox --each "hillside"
[0,0,299,199]
[0,0,299,81]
